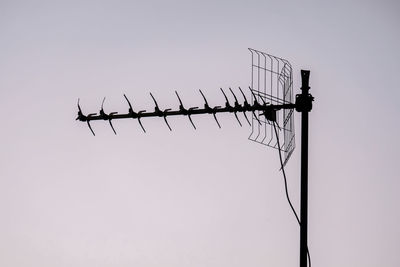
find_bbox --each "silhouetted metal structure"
[76,48,314,267]
[297,69,313,267]
[248,48,296,166]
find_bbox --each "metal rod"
[76,103,296,122]
[299,70,311,267]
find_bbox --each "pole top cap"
[301,70,310,90]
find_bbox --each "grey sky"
[1,0,399,266]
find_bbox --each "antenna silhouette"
[76,49,314,267]
[76,87,294,135]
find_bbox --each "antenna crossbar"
[77,103,295,121]
[76,87,296,135]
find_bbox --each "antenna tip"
[301,70,310,90]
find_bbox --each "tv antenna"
[76,48,314,267]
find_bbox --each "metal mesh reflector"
[248,48,295,165]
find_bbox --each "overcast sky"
[1,1,399,266]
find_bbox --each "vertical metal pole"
[299,70,311,267]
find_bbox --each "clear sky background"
[1,0,399,266]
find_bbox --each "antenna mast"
[297,70,313,267]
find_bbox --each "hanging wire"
[273,121,311,267]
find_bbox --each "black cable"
[272,122,311,267]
